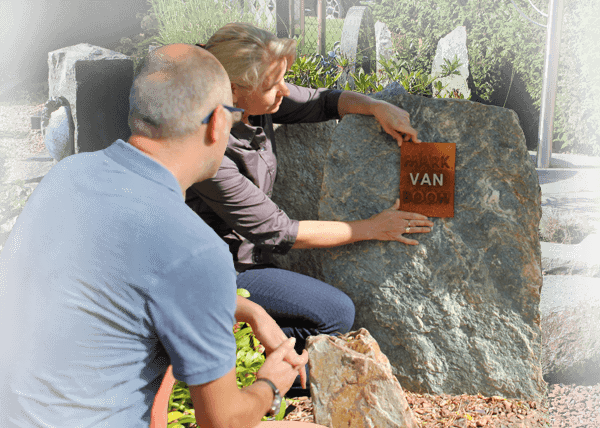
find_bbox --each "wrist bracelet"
[255,378,279,397]
[255,378,282,416]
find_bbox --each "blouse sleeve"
[272,83,343,124]
[187,156,299,255]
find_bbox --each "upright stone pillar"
[375,21,393,86]
[48,43,133,155]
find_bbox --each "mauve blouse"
[186,83,342,271]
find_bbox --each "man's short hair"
[128,45,228,138]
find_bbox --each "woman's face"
[232,58,291,121]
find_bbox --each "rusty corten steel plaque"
[399,142,456,218]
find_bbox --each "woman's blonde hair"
[204,22,296,90]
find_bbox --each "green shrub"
[150,0,275,46]
[370,0,600,156]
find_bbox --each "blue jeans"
[236,265,355,397]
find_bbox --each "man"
[0,44,320,428]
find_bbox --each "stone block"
[48,43,133,155]
[307,329,419,428]
[43,106,74,161]
[274,83,545,400]
[431,26,471,99]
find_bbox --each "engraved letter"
[441,155,450,168]
[413,191,424,204]
[404,156,417,168]
[410,173,420,185]
[433,174,443,186]
[438,192,450,204]
[420,173,432,186]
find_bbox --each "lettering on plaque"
[399,142,456,217]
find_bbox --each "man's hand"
[249,309,308,389]
[366,199,434,245]
[371,101,420,146]
[256,337,308,395]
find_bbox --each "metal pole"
[317,0,326,56]
[299,0,305,52]
[509,0,558,166]
[537,0,564,168]
[288,0,294,38]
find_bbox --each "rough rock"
[272,120,338,275]
[431,26,471,99]
[307,329,419,428]
[540,275,600,385]
[272,83,407,277]
[48,43,133,155]
[375,21,393,75]
[273,82,545,400]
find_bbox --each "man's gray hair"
[128,46,227,138]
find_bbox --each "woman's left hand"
[372,101,420,146]
[250,310,308,389]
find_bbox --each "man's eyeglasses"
[201,105,245,125]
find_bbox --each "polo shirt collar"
[104,140,184,200]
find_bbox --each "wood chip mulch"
[284,392,550,427]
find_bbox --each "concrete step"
[540,275,600,314]
[529,152,600,316]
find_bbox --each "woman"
[152,23,433,422]
[186,22,434,395]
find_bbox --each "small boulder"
[431,26,471,99]
[307,329,419,428]
[44,106,74,161]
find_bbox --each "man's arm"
[190,338,306,428]
[190,368,272,428]
[235,296,265,326]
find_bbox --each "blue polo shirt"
[0,140,237,427]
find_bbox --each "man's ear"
[206,104,229,147]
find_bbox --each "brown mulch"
[284,382,600,427]
[284,392,551,427]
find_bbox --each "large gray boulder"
[48,43,133,155]
[273,83,545,400]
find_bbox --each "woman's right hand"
[366,199,434,246]
[256,337,308,395]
